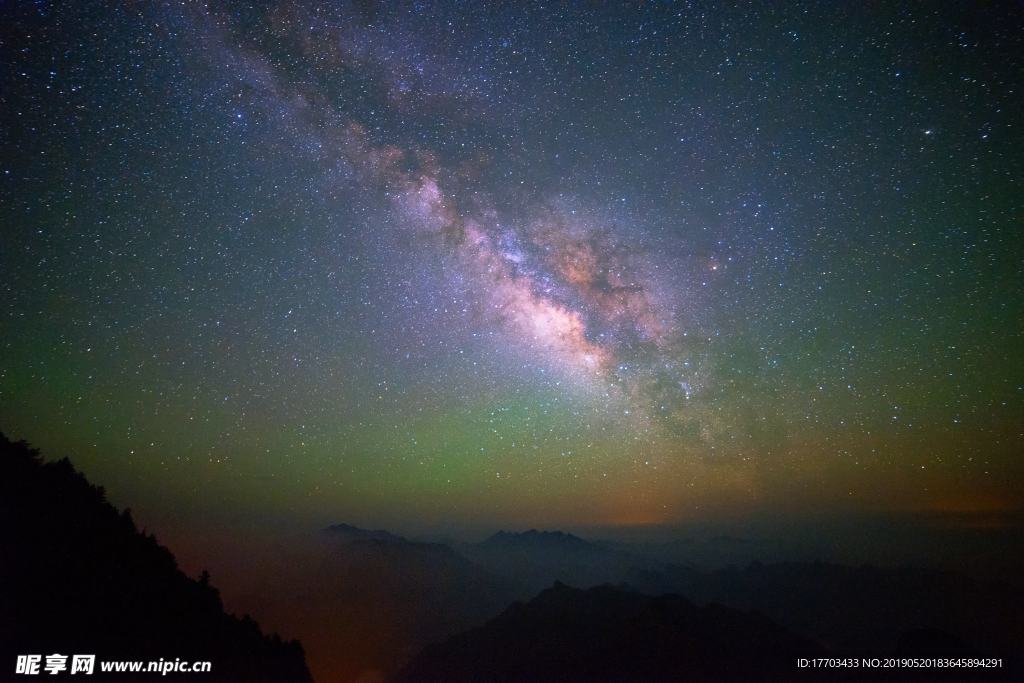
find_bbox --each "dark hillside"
[0,434,313,682]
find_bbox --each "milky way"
[189,5,714,432]
[1,0,1022,531]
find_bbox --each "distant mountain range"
[237,523,516,682]
[5,431,1019,683]
[478,529,594,549]
[395,582,826,682]
[460,528,637,597]
[395,580,1022,682]
[625,560,1024,655]
[291,522,1022,681]
[322,522,407,544]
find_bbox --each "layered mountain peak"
[322,522,406,544]
[395,582,826,682]
[482,529,591,548]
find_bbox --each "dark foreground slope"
[395,582,826,683]
[0,434,312,683]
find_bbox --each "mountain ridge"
[394,581,827,682]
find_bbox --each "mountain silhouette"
[236,523,516,682]
[322,523,406,545]
[625,560,1024,656]
[0,434,312,682]
[395,581,826,682]
[478,529,594,550]
[462,529,637,596]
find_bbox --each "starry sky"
[2,1,1022,537]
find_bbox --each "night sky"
[2,1,1022,537]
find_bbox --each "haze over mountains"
[234,522,516,681]
[229,521,1021,681]
[396,582,826,683]
[4,434,1021,682]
